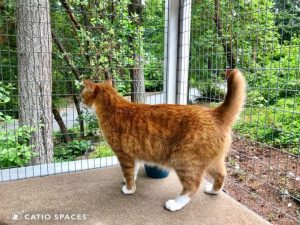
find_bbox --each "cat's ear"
[83,79,94,90]
[225,69,232,78]
[83,79,100,95]
[103,79,112,86]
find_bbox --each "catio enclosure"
[0,0,299,224]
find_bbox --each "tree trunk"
[214,0,236,69]
[130,55,146,103]
[208,58,212,71]
[128,0,146,103]
[17,0,53,164]
[52,103,71,143]
[80,4,90,28]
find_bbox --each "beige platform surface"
[0,165,271,225]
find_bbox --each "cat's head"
[81,79,112,107]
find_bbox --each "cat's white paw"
[165,195,190,212]
[204,184,219,195]
[122,185,136,195]
[165,199,181,211]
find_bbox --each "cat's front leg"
[134,160,141,181]
[118,155,136,195]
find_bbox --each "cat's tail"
[214,69,246,128]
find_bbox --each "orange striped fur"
[81,69,246,210]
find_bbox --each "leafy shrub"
[89,143,114,158]
[54,140,92,161]
[247,71,300,107]
[144,55,163,92]
[0,82,37,168]
[0,124,37,168]
[115,80,131,97]
[198,81,225,102]
[80,109,99,136]
[235,97,300,154]
[190,75,225,103]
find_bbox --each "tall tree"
[274,0,300,41]
[128,0,146,103]
[17,0,53,164]
[214,0,236,69]
[52,31,85,137]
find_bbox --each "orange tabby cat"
[81,69,246,211]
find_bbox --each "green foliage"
[0,0,299,159]
[0,80,36,168]
[49,0,165,121]
[190,0,299,154]
[52,0,134,82]
[0,1,18,116]
[1,0,165,112]
[54,140,91,161]
[0,82,14,105]
[246,39,300,108]
[89,143,114,158]
[80,109,99,136]
[0,125,37,168]
[144,55,164,92]
[274,0,300,41]
[190,0,278,71]
[0,82,15,122]
[235,97,300,154]
[190,72,225,101]
[115,80,131,96]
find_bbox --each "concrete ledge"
[0,156,119,182]
[0,166,270,225]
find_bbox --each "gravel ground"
[223,136,300,225]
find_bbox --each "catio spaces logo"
[11,211,23,221]
[11,211,88,221]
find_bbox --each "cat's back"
[143,103,214,120]
[112,102,220,134]
[128,103,218,131]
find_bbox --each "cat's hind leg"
[165,166,204,212]
[123,160,141,183]
[205,158,226,195]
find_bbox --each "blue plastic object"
[144,165,169,179]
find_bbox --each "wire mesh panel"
[0,0,166,181]
[1,0,299,223]
[187,0,299,224]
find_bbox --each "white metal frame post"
[177,0,192,105]
[164,0,191,105]
[164,0,179,104]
